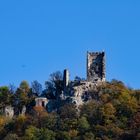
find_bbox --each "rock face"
[70,81,97,106]
[87,52,105,82]
[4,106,14,118]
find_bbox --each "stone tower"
[63,69,70,88]
[87,52,105,82]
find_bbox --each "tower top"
[87,51,105,82]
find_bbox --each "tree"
[14,88,29,115]
[44,71,63,99]
[58,104,78,119]
[116,91,138,118]
[14,115,27,136]
[39,128,56,140]
[39,112,57,130]
[131,112,140,135]
[80,101,101,125]
[78,117,90,133]
[19,81,30,94]
[99,103,116,125]
[13,81,31,115]
[23,126,40,140]
[0,86,12,107]
[134,90,140,103]
[23,126,56,140]
[56,131,71,140]
[31,81,42,96]
[74,76,82,82]
[83,132,95,140]
[3,133,19,140]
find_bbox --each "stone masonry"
[63,69,70,88]
[87,52,105,82]
[70,51,106,106]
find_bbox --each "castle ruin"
[87,52,105,82]
[36,51,106,110]
[1,51,106,117]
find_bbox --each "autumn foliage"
[0,79,140,140]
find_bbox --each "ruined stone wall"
[63,69,70,88]
[35,98,48,108]
[0,106,14,118]
[4,106,14,118]
[87,52,105,82]
[71,81,97,106]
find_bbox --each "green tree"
[0,86,12,107]
[14,81,31,115]
[99,103,116,125]
[56,131,71,140]
[78,117,90,133]
[31,81,42,96]
[58,104,78,119]
[19,80,30,93]
[39,128,56,140]
[3,133,19,140]
[24,126,56,140]
[13,115,27,136]
[23,126,40,140]
[40,112,57,130]
[83,132,95,140]
[44,71,63,99]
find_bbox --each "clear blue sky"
[0,0,140,89]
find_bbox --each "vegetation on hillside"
[0,72,140,140]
